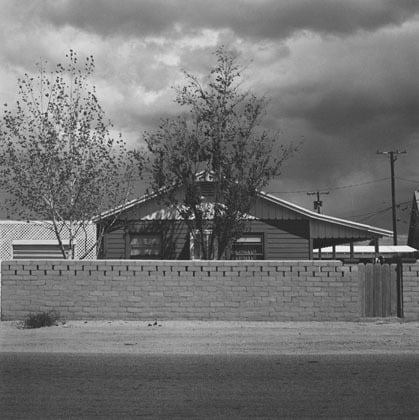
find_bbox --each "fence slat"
[382,264,391,316]
[365,264,374,317]
[390,264,398,316]
[358,263,366,317]
[374,264,382,316]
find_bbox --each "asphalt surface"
[1,352,418,419]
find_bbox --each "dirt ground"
[1,319,418,354]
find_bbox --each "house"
[96,177,392,260]
[0,220,97,260]
[408,191,419,250]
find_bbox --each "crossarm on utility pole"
[307,191,329,214]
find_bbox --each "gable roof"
[93,188,163,223]
[95,185,392,238]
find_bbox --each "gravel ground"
[1,319,418,354]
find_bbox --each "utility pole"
[377,150,406,245]
[307,191,329,214]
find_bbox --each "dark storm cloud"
[272,23,419,146]
[280,80,419,137]
[39,0,419,40]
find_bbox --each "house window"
[129,234,161,259]
[190,229,217,260]
[232,234,264,260]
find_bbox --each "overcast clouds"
[0,0,418,233]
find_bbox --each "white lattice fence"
[0,221,96,260]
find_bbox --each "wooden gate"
[359,263,402,317]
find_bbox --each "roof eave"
[258,191,393,237]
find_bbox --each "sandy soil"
[1,319,418,354]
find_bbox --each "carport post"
[374,238,379,262]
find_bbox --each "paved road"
[1,353,418,418]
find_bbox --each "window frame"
[128,233,162,260]
[231,233,265,260]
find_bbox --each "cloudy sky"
[1,0,418,234]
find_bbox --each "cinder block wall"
[1,260,363,321]
[403,263,419,320]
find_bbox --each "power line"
[327,178,390,191]
[266,177,389,194]
[396,177,419,184]
[356,206,394,223]
[349,205,392,220]
[340,199,411,221]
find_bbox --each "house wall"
[252,220,309,259]
[2,259,360,321]
[100,220,310,260]
[102,221,190,259]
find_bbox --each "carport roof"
[258,191,392,237]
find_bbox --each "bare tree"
[0,50,142,259]
[145,47,295,259]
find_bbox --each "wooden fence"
[359,263,401,317]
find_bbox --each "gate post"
[358,263,366,317]
[396,260,404,318]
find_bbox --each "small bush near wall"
[21,310,60,329]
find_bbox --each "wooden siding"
[249,220,310,259]
[100,219,310,260]
[102,228,126,259]
[310,219,380,240]
[101,221,190,260]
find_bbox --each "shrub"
[22,310,60,329]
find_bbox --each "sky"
[0,0,418,234]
